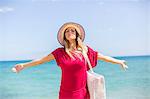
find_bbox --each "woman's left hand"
[120,60,128,70]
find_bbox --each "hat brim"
[57,22,85,46]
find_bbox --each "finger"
[123,65,128,71]
[121,64,128,71]
[122,66,127,71]
[12,67,19,73]
[14,65,21,73]
[124,64,128,68]
[123,60,127,64]
[12,67,17,73]
[120,65,125,70]
[124,62,127,65]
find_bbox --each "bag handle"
[82,50,94,73]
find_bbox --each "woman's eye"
[66,29,75,33]
[66,30,69,32]
[71,30,75,32]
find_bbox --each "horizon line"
[0,55,149,62]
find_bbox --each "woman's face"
[64,27,76,41]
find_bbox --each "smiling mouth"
[69,34,75,36]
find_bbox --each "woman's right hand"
[12,64,25,73]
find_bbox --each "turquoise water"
[0,56,150,99]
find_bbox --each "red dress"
[51,46,98,99]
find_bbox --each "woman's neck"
[69,40,77,51]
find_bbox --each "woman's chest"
[59,52,87,71]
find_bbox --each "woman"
[12,22,128,99]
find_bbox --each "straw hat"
[57,22,85,46]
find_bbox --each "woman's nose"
[68,31,71,33]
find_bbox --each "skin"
[12,27,128,73]
[64,27,77,51]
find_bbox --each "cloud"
[0,7,14,13]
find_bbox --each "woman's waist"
[60,84,86,92]
[60,78,87,91]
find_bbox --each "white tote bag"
[87,71,106,99]
[84,53,106,99]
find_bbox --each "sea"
[0,56,150,99]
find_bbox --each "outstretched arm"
[12,53,55,73]
[97,52,128,70]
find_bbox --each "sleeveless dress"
[51,46,98,99]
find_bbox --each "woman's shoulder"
[51,47,65,58]
[85,45,97,53]
[56,47,64,50]
[86,45,92,50]
[52,47,64,53]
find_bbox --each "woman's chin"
[68,37,76,40]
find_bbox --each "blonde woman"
[12,22,128,99]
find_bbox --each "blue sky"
[0,0,149,61]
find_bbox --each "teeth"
[12,68,17,72]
